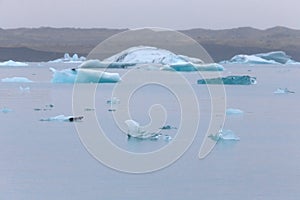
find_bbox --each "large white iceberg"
[0,60,28,67]
[84,46,224,72]
[50,68,121,83]
[49,53,86,63]
[1,77,33,83]
[221,51,299,64]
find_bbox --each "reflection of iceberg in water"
[209,130,240,141]
[50,68,121,83]
[198,75,256,85]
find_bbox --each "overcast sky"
[0,0,299,30]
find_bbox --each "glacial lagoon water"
[0,63,300,199]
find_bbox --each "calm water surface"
[0,63,299,199]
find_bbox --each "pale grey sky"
[0,0,299,30]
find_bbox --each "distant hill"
[0,26,300,62]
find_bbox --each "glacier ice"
[40,115,83,122]
[1,77,33,83]
[221,51,298,65]
[226,108,244,115]
[0,60,28,67]
[209,130,240,141]
[197,75,256,85]
[273,88,295,94]
[89,46,224,72]
[49,53,86,63]
[50,68,121,83]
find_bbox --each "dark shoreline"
[1,26,300,62]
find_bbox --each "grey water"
[0,63,300,199]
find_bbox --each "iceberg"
[79,59,136,69]
[222,51,298,64]
[50,68,121,83]
[1,77,33,83]
[197,75,256,85]
[40,115,83,122]
[106,97,120,105]
[19,86,31,93]
[49,53,86,63]
[209,130,240,141]
[226,108,244,115]
[102,46,223,72]
[0,60,28,67]
[125,120,158,139]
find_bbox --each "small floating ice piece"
[19,86,30,93]
[0,107,13,113]
[106,97,120,105]
[160,125,177,130]
[2,77,33,83]
[209,130,240,141]
[40,115,83,122]
[163,135,172,142]
[273,88,295,94]
[226,108,244,115]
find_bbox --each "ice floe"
[221,51,299,64]
[50,68,121,83]
[0,60,28,67]
[125,120,158,139]
[197,75,256,85]
[1,77,33,83]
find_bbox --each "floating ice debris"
[226,108,244,115]
[84,108,95,111]
[160,125,177,130]
[221,51,298,64]
[163,135,172,142]
[106,97,120,105]
[1,77,33,83]
[50,68,121,83]
[0,107,12,113]
[125,120,158,139]
[49,53,86,63]
[19,86,30,93]
[209,130,240,141]
[108,109,116,112]
[0,60,28,67]
[197,75,256,85]
[34,104,54,111]
[273,88,295,94]
[40,115,83,122]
